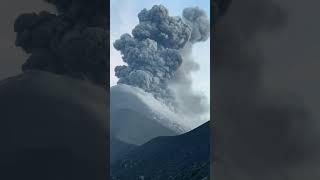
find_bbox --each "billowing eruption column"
[114,5,210,113]
[14,0,108,86]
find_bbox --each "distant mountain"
[111,121,210,180]
[111,107,178,145]
[110,84,193,146]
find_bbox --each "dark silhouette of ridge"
[111,121,210,180]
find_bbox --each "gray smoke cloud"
[114,5,210,115]
[183,7,210,43]
[14,0,108,86]
[169,7,210,116]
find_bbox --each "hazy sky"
[110,0,211,100]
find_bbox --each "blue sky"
[110,0,210,100]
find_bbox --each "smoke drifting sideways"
[214,0,320,179]
[113,5,210,118]
[14,0,108,86]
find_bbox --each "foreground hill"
[111,121,210,180]
[111,137,137,163]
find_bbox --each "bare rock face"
[0,70,107,180]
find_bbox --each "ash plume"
[169,7,210,116]
[182,7,210,43]
[14,0,108,86]
[114,5,210,115]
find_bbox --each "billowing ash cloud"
[182,7,210,43]
[113,5,191,103]
[14,0,108,86]
[170,7,210,116]
[114,5,210,115]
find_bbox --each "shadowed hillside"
[111,121,210,180]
